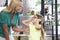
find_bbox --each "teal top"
[0,11,19,38]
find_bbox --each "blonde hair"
[4,0,22,21]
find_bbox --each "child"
[22,11,44,40]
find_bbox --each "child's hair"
[31,10,43,19]
[31,10,35,15]
[36,14,44,40]
[36,14,43,19]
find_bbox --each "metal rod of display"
[41,0,45,29]
[55,0,58,40]
[41,0,44,16]
[51,0,54,40]
[5,0,8,6]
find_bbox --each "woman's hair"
[4,0,22,21]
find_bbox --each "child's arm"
[35,24,42,30]
[41,27,44,40]
[22,19,32,27]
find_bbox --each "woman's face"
[15,3,22,12]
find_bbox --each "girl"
[22,12,44,40]
[0,0,27,40]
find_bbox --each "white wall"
[0,0,10,12]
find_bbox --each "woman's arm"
[12,19,32,32]
[2,25,9,40]
[12,26,28,32]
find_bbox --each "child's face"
[32,15,42,24]
[32,16,38,23]
[38,19,41,22]
[36,18,42,24]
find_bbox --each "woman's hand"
[12,26,29,33]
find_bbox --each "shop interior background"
[0,0,60,40]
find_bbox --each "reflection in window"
[0,0,8,7]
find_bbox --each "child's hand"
[35,25,41,30]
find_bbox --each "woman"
[22,12,44,40]
[0,0,27,40]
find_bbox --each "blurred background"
[0,0,60,40]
